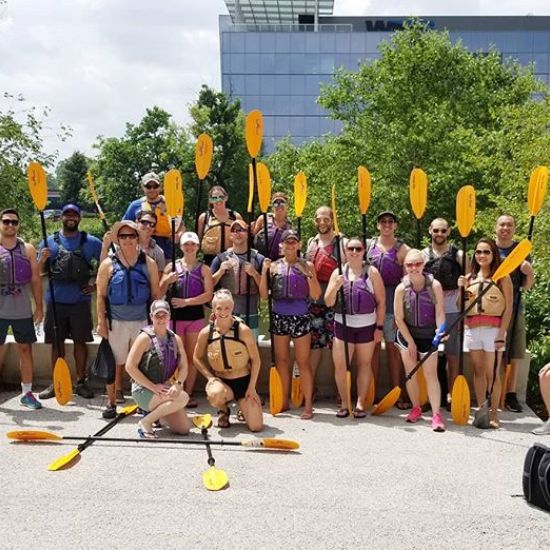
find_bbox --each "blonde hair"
[212,289,234,306]
[404,248,424,264]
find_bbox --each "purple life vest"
[254,214,291,260]
[403,274,437,339]
[218,250,259,296]
[137,326,180,384]
[335,265,376,315]
[0,239,32,291]
[271,259,309,301]
[174,262,204,299]
[367,238,404,287]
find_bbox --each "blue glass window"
[230,54,245,73]
[274,54,291,75]
[275,33,291,53]
[304,117,320,138]
[289,96,305,116]
[230,33,246,52]
[533,32,550,52]
[290,75,305,95]
[304,53,321,75]
[350,33,366,53]
[260,34,276,53]
[290,33,306,52]
[320,33,336,53]
[245,53,260,73]
[305,75,321,95]
[245,33,260,51]
[335,34,351,54]
[534,53,549,73]
[290,53,306,74]
[305,33,322,53]
[275,116,291,137]
[260,75,276,94]
[290,116,306,137]
[260,53,276,73]
[245,75,260,95]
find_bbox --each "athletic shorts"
[383,314,397,343]
[44,301,93,344]
[309,303,334,350]
[0,317,36,345]
[444,312,460,356]
[272,312,311,339]
[108,319,148,365]
[334,322,375,344]
[463,326,500,353]
[175,319,206,336]
[506,308,526,360]
[396,330,434,354]
[132,386,155,412]
[221,374,251,401]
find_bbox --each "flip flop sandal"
[137,422,158,439]
[236,409,245,422]
[217,409,231,429]
[300,410,314,420]
[336,408,350,418]
[353,408,367,419]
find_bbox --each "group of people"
[1,169,548,438]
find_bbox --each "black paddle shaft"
[194,178,203,234]
[458,237,467,375]
[48,435,253,446]
[201,427,216,467]
[77,409,135,453]
[335,234,351,374]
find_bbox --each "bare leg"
[73,342,88,380]
[540,364,550,413]
[294,333,313,418]
[469,350,486,407]
[238,396,264,432]
[18,343,34,385]
[310,348,322,396]
[355,341,375,411]
[273,334,291,411]
[400,348,420,408]
[141,390,189,433]
[422,352,441,415]
[483,351,502,425]
[447,354,459,393]
[184,331,200,397]
[332,337,352,411]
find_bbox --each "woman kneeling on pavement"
[325,236,386,418]
[193,289,263,431]
[125,300,191,438]
[459,237,513,428]
[394,249,447,432]
[260,229,321,419]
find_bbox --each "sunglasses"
[272,199,286,207]
[315,217,331,224]
[2,219,19,226]
[209,195,226,203]
[431,228,448,234]
[475,249,492,256]
[144,183,160,190]
[405,261,424,268]
[118,233,138,240]
[346,246,363,252]
[139,220,156,228]
[379,218,396,224]
[153,311,169,319]
[231,227,246,233]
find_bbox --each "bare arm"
[369,267,386,326]
[197,212,206,240]
[305,260,322,301]
[146,256,161,300]
[324,269,343,308]
[432,279,446,328]
[241,324,261,391]
[259,259,272,300]
[520,260,535,291]
[192,327,215,381]
[96,258,112,339]
[174,334,188,385]
[125,334,155,390]
[393,284,414,345]
[499,275,514,339]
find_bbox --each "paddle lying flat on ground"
[193,414,229,491]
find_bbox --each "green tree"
[57,151,91,208]
[92,106,193,222]
[189,85,249,217]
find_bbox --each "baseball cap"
[230,219,248,231]
[141,172,161,186]
[377,210,398,222]
[179,231,200,245]
[61,204,81,215]
[150,299,170,316]
[281,229,300,242]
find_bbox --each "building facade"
[220,5,550,152]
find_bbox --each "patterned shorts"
[272,312,311,338]
[309,303,334,350]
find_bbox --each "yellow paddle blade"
[245,110,263,158]
[164,169,183,218]
[120,404,138,416]
[365,376,375,409]
[27,162,48,211]
[7,430,63,441]
[492,239,532,282]
[409,167,428,220]
[193,414,213,430]
[291,378,304,408]
[176,174,184,217]
[241,438,299,450]
[53,358,72,406]
[527,165,549,216]
[358,166,372,215]
[256,162,272,214]
[456,185,476,238]
[346,370,352,411]
[269,366,284,415]
[195,133,214,180]
[48,449,80,471]
[371,386,401,416]
[499,364,511,409]
[417,366,428,407]
[247,163,254,213]
[86,171,106,220]
[451,375,470,425]
[203,465,229,491]
[331,184,340,235]
[294,171,307,218]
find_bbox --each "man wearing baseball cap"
[38,203,103,400]
[211,219,265,337]
[122,171,181,260]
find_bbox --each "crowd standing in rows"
[1,170,548,437]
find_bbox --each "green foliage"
[57,151,91,208]
[189,85,249,218]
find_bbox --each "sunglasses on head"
[139,220,156,228]
[210,195,226,203]
[118,233,138,240]
[272,199,286,207]
[431,228,448,234]
[144,182,160,190]
[2,219,19,226]
[475,249,492,256]
[405,261,423,268]
[346,246,363,252]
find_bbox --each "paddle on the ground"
[372,239,532,415]
[27,162,72,405]
[451,184,475,425]
[44,405,137,471]
[409,167,428,248]
[332,184,353,413]
[194,133,213,232]
[193,414,229,491]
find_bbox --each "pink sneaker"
[432,412,446,432]
[406,406,422,423]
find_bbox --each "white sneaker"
[532,419,550,435]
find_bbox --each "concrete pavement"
[1,391,549,550]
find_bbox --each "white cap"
[179,231,200,245]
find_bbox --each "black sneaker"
[505,392,523,413]
[102,405,117,419]
[38,384,55,400]
[75,380,94,399]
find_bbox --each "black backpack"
[50,231,93,283]
[424,245,462,291]
[523,443,550,512]
[88,338,116,384]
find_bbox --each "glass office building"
[220,3,550,152]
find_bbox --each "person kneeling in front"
[125,300,191,438]
[193,289,263,431]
